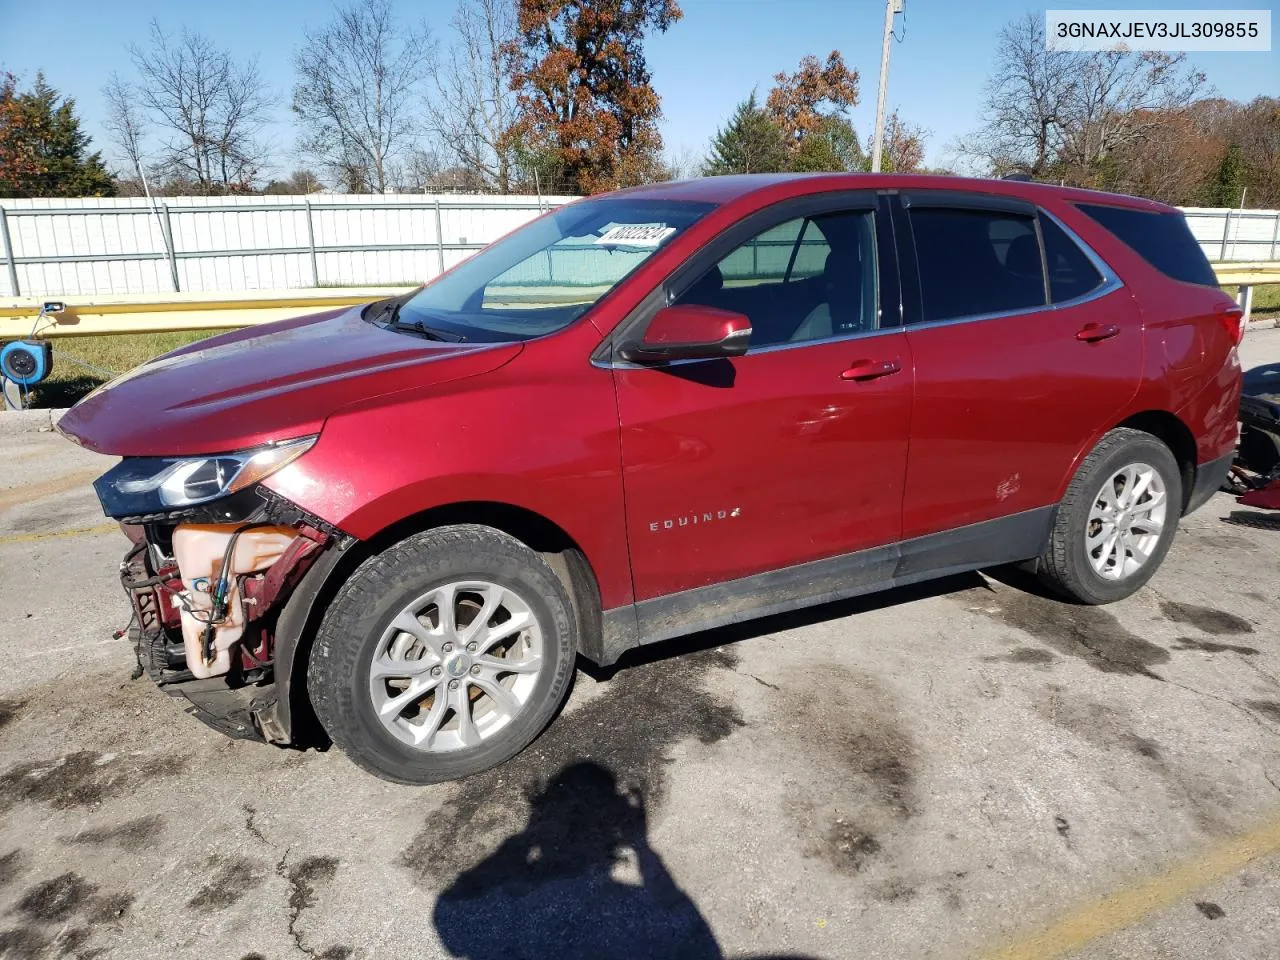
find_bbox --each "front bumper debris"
[116,494,341,745]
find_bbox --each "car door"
[895,191,1143,541]
[607,194,914,606]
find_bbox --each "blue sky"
[0,0,1275,176]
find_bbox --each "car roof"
[606,173,1179,214]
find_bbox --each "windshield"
[393,197,714,342]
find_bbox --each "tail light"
[1215,301,1246,345]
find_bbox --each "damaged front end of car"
[93,438,347,745]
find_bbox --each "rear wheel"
[308,524,577,784]
[1038,428,1182,604]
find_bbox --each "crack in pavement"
[243,804,269,845]
[1264,769,1280,796]
[742,671,780,691]
[275,851,346,960]
[1162,677,1280,737]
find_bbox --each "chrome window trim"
[905,208,1122,334]
[590,202,1122,370]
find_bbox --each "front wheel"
[1037,428,1182,604]
[307,524,577,784]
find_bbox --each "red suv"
[60,174,1243,783]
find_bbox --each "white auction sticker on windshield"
[595,224,676,247]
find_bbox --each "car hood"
[58,305,522,456]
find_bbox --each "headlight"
[94,436,316,518]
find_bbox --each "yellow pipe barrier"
[0,261,1276,341]
[1215,264,1280,286]
[0,286,416,339]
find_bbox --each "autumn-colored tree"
[866,110,925,173]
[766,52,859,154]
[0,73,113,198]
[1210,96,1280,208]
[504,0,682,194]
[0,74,40,194]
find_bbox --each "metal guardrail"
[1,261,1275,340]
[1218,263,1280,323]
[0,287,414,339]
[1214,263,1280,286]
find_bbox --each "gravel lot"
[1,328,1279,960]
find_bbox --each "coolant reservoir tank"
[171,524,299,679]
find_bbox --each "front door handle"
[840,357,902,381]
[1076,322,1121,343]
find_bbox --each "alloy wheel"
[368,580,545,752]
[1085,462,1168,581]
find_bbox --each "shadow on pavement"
[433,760,822,960]
[1224,508,1280,531]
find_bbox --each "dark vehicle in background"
[1228,362,1280,510]
[58,173,1243,784]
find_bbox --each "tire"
[1037,427,1183,604]
[307,524,577,784]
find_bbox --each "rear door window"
[1041,215,1105,303]
[1075,204,1217,287]
[908,208,1047,322]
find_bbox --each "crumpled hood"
[58,305,522,456]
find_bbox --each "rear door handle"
[1076,322,1121,343]
[840,358,902,381]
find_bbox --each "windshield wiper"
[390,312,469,343]
[367,298,465,342]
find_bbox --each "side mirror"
[618,305,751,364]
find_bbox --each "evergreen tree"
[703,92,787,176]
[1207,143,1246,207]
[0,73,114,198]
[790,116,862,172]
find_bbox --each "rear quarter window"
[1075,203,1218,287]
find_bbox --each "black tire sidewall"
[1061,435,1182,604]
[309,527,576,784]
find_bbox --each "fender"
[264,539,354,745]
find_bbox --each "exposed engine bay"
[116,493,340,743]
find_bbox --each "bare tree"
[962,14,1074,176]
[426,0,518,193]
[128,22,274,193]
[264,169,324,194]
[293,0,433,194]
[102,73,149,181]
[964,13,1206,183]
[1057,50,1206,178]
[659,144,703,181]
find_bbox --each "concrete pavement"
[0,331,1279,959]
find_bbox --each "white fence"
[1183,207,1280,263]
[0,194,1274,300]
[0,194,574,298]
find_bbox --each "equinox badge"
[649,507,742,532]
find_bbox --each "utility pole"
[870,0,904,173]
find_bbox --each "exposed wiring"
[893,5,908,43]
[50,351,120,379]
[201,523,271,664]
